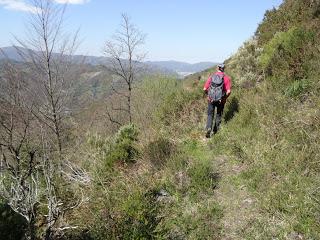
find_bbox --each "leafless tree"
[15,0,80,161]
[0,58,84,240]
[40,128,86,240]
[0,59,39,240]
[0,0,85,239]
[104,13,146,126]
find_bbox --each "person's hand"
[203,90,208,98]
[221,96,227,105]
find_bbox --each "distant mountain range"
[0,46,216,76]
[145,61,216,76]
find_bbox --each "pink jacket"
[203,71,231,94]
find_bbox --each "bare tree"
[16,0,85,238]
[0,59,39,240]
[40,128,86,240]
[0,1,85,239]
[15,0,79,161]
[104,13,146,126]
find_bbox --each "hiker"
[203,63,231,138]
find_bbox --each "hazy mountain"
[145,60,217,76]
[0,47,177,103]
[0,46,215,76]
[0,46,27,62]
[0,46,109,65]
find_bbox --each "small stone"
[243,198,254,205]
[158,189,169,197]
[287,232,304,240]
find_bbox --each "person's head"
[217,63,225,72]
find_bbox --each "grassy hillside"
[1,0,320,239]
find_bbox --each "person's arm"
[221,75,231,104]
[203,75,212,99]
[224,75,231,97]
[203,74,212,93]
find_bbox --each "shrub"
[116,190,160,239]
[132,76,181,132]
[144,136,176,169]
[256,0,318,45]
[284,79,310,97]
[188,159,219,194]
[157,90,187,124]
[259,27,315,81]
[88,124,139,171]
[112,124,140,164]
[87,172,160,240]
[156,88,201,126]
[224,96,240,123]
[226,37,262,86]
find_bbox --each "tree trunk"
[27,215,36,240]
[128,86,132,124]
[44,226,52,240]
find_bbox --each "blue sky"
[0,0,283,63]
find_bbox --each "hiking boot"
[213,126,219,134]
[205,128,211,138]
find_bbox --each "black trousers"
[206,101,225,132]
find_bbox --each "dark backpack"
[208,73,225,102]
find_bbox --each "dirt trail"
[213,155,260,239]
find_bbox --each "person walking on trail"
[203,63,231,138]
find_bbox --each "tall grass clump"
[144,136,176,169]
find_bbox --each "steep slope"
[76,1,320,237]
[1,0,319,239]
[183,0,320,238]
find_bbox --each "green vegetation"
[74,81,223,239]
[1,0,320,239]
[218,0,320,237]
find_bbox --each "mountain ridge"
[0,46,216,76]
[145,60,217,74]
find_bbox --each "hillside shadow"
[313,5,320,18]
[0,203,26,240]
[210,172,221,190]
[224,97,239,123]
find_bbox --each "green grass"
[84,1,320,238]
[202,78,320,238]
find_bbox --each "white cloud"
[0,0,38,13]
[54,0,90,4]
[0,0,90,13]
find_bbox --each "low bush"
[226,38,262,86]
[88,124,140,171]
[144,136,176,169]
[112,124,140,164]
[156,88,202,126]
[284,79,310,97]
[259,27,315,82]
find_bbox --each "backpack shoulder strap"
[219,73,225,82]
[210,73,216,82]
